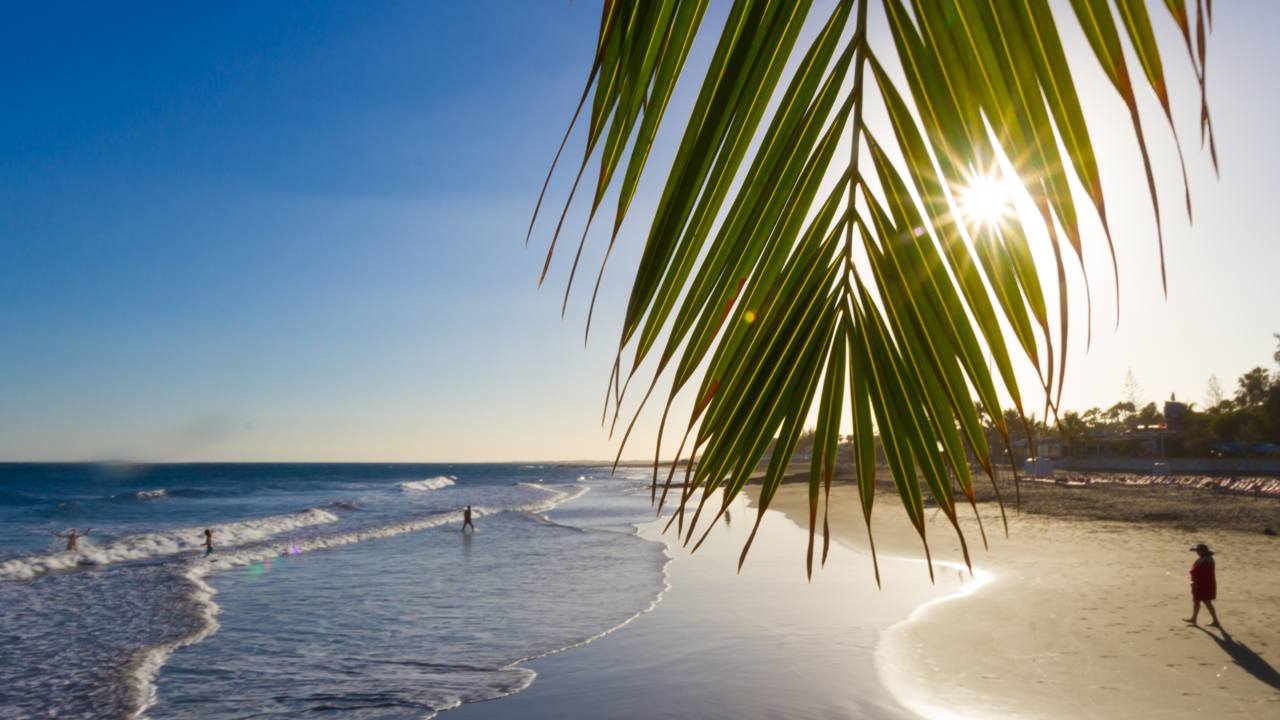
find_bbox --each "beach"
[4,464,1277,718]
[766,482,1280,720]
[446,475,1279,720]
[444,489,969,720]
[7,2,1278,718]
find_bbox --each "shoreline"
[764,482,1280,719]
[443,490,957,719]
[129,483,598,718]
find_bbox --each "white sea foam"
[875,557,994,720]
[135,489,168,500]
[126,568,221,719]
[197,484,588,576]
[126,482,593,719]
[398,476,456,492]
[0,509,340,582]
[502,483,589,515]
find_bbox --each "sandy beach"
[444,490,966,719]
[767,482,1280,719]
[439,477,1279,719]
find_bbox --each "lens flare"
[959,172,1012,229]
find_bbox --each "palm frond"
[531,0,1213,580]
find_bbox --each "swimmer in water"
[462,505,474,533]
[53,528,91,552]
[204,528,214,556]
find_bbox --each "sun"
[959,172,1013,229]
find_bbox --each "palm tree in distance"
[529,0,1215,581]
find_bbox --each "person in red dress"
[1184,543,1221,627]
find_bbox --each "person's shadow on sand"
[1195,626,1280,692]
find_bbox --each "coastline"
[443,490,963,719]
[764,482,1280,719]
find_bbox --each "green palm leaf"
[531,0,1213,580]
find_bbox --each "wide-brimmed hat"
[1190,543,1214,555]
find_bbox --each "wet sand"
[442,477,1278,719]
[443,491,965,719]
[766,483,1280,719]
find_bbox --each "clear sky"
[2,1,1277,462]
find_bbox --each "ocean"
[0,463,669,718]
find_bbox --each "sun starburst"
[959,171,1014,229]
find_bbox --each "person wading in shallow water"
[1184,543,1221,627]
[462,505,474,533]
[53,528,90,552]
[204,528,214,556]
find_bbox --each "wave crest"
[398,476,456,492]
[0,508,339,582]
[126,482,593,714]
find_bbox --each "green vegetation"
[1051,336,1280,458]
[532,0,1216,572]
[792,335,1280,464]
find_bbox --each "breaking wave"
[126,483,592,718]
[0,509,340,582]
[399,476,456,492]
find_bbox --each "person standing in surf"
[462,506,474,533]
[204,528,214,556]
[1184,543,1221,627]
[53,527,90,552]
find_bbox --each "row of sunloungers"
[1049,473,1280,498]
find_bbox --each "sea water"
[0,463,668,718]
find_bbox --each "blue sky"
[2,1,1278,461]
